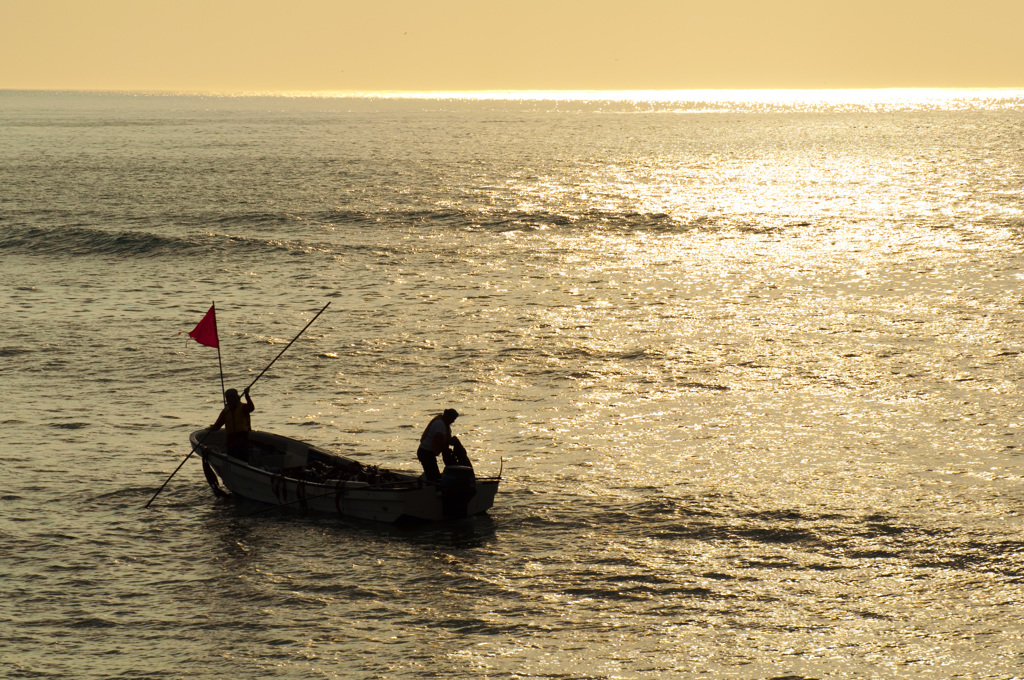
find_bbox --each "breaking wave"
[0,224,332,259]
[0,208,768,261]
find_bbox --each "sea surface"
[2,89,1024,679]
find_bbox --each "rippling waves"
[0,210,724,260]
[3,91,1024,679]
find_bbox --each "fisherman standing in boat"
[417,408,464,482]
[209,387,255,461]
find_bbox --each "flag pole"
[213,301,226,403]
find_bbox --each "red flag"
[188,305,219,348]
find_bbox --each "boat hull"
[190,429,499,522]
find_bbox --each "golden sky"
[2,0,1022,92]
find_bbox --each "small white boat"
[190,429,500,522]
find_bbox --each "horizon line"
[4,86,1024,100]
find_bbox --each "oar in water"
[144,301,331,509]
[143,429,214,508]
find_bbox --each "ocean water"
[2,89,1024,679]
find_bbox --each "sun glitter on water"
[270,88,1024,112]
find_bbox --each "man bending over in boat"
[209,388,255,460]
[417,408,470,482]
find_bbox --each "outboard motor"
[443,436,473,469]
[440,465,477,518]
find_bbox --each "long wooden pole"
[244,301,330,393]
[214,301,226,403]
[144,301,331,509]
[143,432,210,508]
